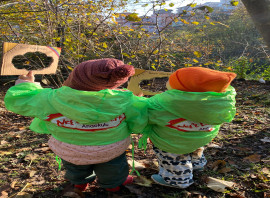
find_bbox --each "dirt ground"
[0,79,270,198]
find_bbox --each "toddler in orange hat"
[144,67,237,188]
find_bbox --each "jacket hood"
[150,86,236,125]
[49,86,134,124]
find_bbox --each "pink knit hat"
[63,58,135,91]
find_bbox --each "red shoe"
[122,175,133,185]
[105,175,133,192]
[74,183,88,191]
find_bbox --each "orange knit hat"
[169,67,237,92]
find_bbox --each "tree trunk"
[241,0,270,49]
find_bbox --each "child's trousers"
[153,146,207,188]
[61,152,129,188]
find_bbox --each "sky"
[125,0,221,16]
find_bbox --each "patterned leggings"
[153,146,207,188]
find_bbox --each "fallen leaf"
[30,179,45,185]
[11,180,17,188]
[262,167,270,177]
[250,174,257,179]
[206,177,235,192]
[13,135,21,139]
[193,147,204,157]
[243,115,249,120]
[17,148,32,152]
[152,159,159,168]
[34,147,50,152]
[0,151,12,155]
[128,144,133,150]
[262,156,270,165]
[0,140,8,145]
[141,159,158,170]
[25,154,38,161]
[0,191,8,198]
[243,154,261,163]
[16,152,25,157]
[208,149,218,155]
[260,137,270,143]
[134,176,153,187]
[207,143,222,148]
[19,127,26,131]
[128,159,145,170]
[211,160,226,171]
[29,171,36,177]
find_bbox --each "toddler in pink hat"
[5,58,148,193]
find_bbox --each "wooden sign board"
[128,68,172,95]
[0,42,61,75]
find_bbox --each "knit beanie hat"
[169,67,237,92]
[63,58,135,91]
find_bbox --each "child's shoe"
[151,174,192,189]
[74,183,88,191]
[122,175,133,185]
[105,175,133,192]
[151,174,175,188]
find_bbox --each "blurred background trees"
[0,0,269,86]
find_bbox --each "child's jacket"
[4,83,147,146]
[143,86,236,154]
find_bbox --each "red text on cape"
[45,113,126,131]
[166,118,214,132]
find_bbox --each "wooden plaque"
[0,42,61,75]
[128,68,172,95]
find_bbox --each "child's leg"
[153,147,193,188]
[191,147,207,170]
[62,159,96,185]
[93,152,130,189]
